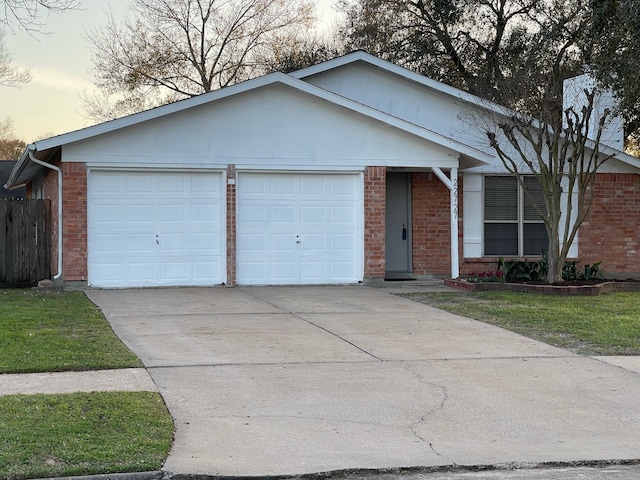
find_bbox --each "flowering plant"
[466,270,506,283]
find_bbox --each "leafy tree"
[339,0,572,102]
[585,0,640,139]
[83,0,316,121]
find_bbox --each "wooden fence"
[0,199,51,287]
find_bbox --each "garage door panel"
[238,205,266,223]
[127,205,154,223]
[237,262,266,282]
[331,233,357,251]
[127,234,155,253]
[192,233,220,253]
[128,261,155,281]
[271,262,296,282]
[271,176,296,195]
[93,233,123,253]
[159,233,187,253]
[330,176,358,196]
[331,206,357,223]
[159,174,187,193]
[126,175,153,194]
[331,261,358,278]
[300,176,324,195]
[271,206,295,223]
[301,206,325,223]
[300,234,325,251]
[160,204,186,223]
[237,172,361,285]
[91,174,121,195]
[89,171,223,288]
[192,204,218,223]
[237,233,265,251]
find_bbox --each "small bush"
[465,257,605,283]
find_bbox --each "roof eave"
[4,144,62,189]
[4,145,34,190]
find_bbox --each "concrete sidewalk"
[84,286,640,477]
[0,368,156,396]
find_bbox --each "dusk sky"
[0,0,340,143]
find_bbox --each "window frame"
[483,175,548,257]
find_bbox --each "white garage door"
[88,171,224,288]
[237,172,362,285]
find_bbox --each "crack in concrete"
[403,364,450,460]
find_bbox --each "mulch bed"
[445,278,640,295]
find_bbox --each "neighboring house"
[0,161,25,199]
[5,52,640,289]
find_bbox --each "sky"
[0,0,340,143]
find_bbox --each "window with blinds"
[484,176,548,256]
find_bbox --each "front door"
[385,172,411,273]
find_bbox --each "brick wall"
[62,162,88,281]
[411,172,462,275]
[42,155,61,278]
[364,166,386,278]
[579,173,640,274]
[226,166,236,286]
[456,172,640,277]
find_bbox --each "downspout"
[28,147,63,281]
[432,167,459,279]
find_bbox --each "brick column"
[226,165,236,286]
[364,166,386,279]
[62,162,88,282]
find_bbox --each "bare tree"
[1,0,80,32]
[83,0,315,121]
[485,78,618,284]
[0,29,31,86]
[0,117,25,159]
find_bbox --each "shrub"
[467,270,506,283]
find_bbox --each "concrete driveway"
[87,286,640,477]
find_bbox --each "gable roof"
[292,51,640,171]
[5,68,494,189]
[6,51,639,189]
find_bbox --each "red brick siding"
[579,173,640,274]
[62,162,88,281]
[42,156,61,277]
[457,173,640,277]
[364,166,386,278]
[226,166,236,286]
[410,172,462,275]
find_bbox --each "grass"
[0,289,141,373]
[0,289,174,479]
[0,392,174,480]
[401,291,640,355]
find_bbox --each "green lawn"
[0,392,174,480]
[401,291,640,355]
[0,289,174,480]
[0,289,141,373]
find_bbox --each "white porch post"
[432,167,460,279]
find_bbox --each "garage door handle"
[296,234,301,244]
[402,225,407,240]
[156,235,159,245]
